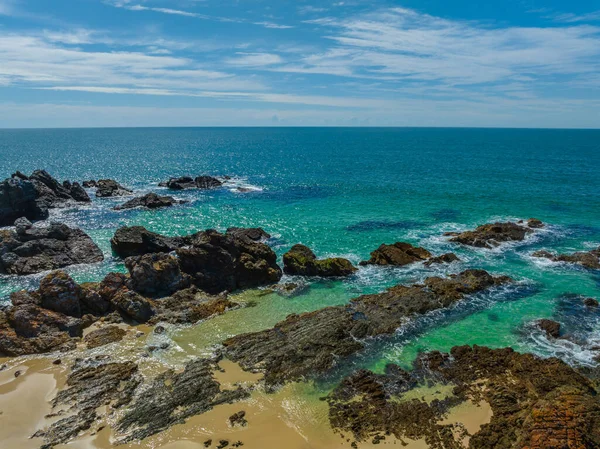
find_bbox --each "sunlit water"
[1,127,600,378]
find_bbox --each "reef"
[446,219,543,248]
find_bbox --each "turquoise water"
[1,127,600,371]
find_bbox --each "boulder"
[360,242,432,266]
[0,222,104,275]
[423,252,460,267]
[95,179,133,197]
[114,193,186,211]
[161,175,223,190]
[536,319,561,338]
[0,176,48,226]
[110,226,188,258]
[82,180,97,188]
[84,326,127,349]
[38,270,83,317]
[448,221,539,248]
[62,181,91,203]
[283,244,357,277]
[110,289,155,323]
[226,227,270,242]
[124,252,191,297]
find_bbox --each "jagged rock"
[38,270,83,317]
[448,221,540,248]
[532,247,600,270]
[526,218,544,229]
[360,242,432,266]
[0,222,104,275]
[229,411,247,427]
[176,229,282,294]
[423,252,460,267]
[110,289,154,323]
[124,252,191,297]
[149,287,237,324]
[14,217,32,234]
[224,270,510,386]
[35,361,141,449]
[160,175,223,190]
[82,180,97,188]
[84,326,127,349]
[327,346,600,449]
[110,226,188,258]
[0,176,48,226]
[116,358,250,443]
[95,179,133,197]
[61,181,91,203]
[283,244,357,277]
[536,319,561,338]
[114,193,186,210]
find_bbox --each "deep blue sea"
[1,127,600,371]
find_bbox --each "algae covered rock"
[283,244,357,277]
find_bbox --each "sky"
[0,0,599,128]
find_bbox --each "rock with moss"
[447,220,542,248]
[532,247,600,270]
[360,242,432,266]
[283,244,357,277]
[84,326,127,349]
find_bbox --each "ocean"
[1,126,600,374]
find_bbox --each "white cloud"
[225,52,284,67]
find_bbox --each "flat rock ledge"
[446,219,544,248]
[283,244,357,277]
[532,247,600,270]
[223,269,511,387]
[1,170,90,226]
[359,242,460,267]
[0,220,104,275]
[327,345,600,449]
[159,175,224,190]
[114,192,187,210]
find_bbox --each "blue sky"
[0,0,599,128]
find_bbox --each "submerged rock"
[532,247,600,270]
[327,346,600,449]
[224,270,510,386]
[536,319,561,338]
[0,222,104,275]
[283,244,357,277]
[423,252,460,267]
[226,227,270,242]
[114,192,187,210]
[95,179,133,197]
[116,358,250,443]
[448,220,542,248]
[0,170,90,226]
[360,242,432,266]
[160,175,223,190]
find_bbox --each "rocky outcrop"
[536,319,561,338]
[95,179,133,197]
[0,221,104,275]
[110,226,188,258]
[360,242,432,266]
[224,270,510,386]
[159,175,223,190]
[447,220,543,248]
[532,247,600,270]
[423,252,460,267]
[84,325,127,349]
[114,193,187,211]
[111,226,282,294]
[35,360,141,449]
[283,244,357,277]
[0,170,90,226]
[226,227,270,242]
[124,252,191,297]
[326,346,600,449]
[116,358,250,443]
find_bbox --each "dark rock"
[110,289,154,323]
[360,242,432,266]
[95,179,133,197]
[82,180,97,188]
[110,226,188,258]
[224,270,510,386]
[116,358,250,443]
[217,441,229,449]
[124,252,191,297]
[14,217,32,234]
[204,440,212,448]
[34,361,141,449]
[84,326,127,349]
[423,252,460,267]
[229,410,247,427]
[226,227,270,242]
[536,319,561,338]
[161,176,223,190]
[584,298,599,308]
[0,222,104,275]
[527,218,545,229]
[532,247,600,270]
[449,221,538,248]
[283,244,357,277]
[0,176,48,226]
[38,271,83,317]
[52,359,62,365]
[154,325,166,334]
[62,181,91,203]
[114,193,186,211]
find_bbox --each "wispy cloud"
[548,11,600,23]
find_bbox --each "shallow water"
[1,128,599,378]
